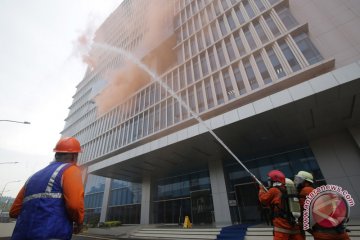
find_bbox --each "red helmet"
[53,137,82,153]
[268,170,285,184]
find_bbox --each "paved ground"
[0,222,144,240]
[0,222,15,238]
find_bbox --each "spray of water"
[92,42,266,189]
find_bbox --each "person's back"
[259,170,302,240]
[11,162,74,240]
[10,137,84,240]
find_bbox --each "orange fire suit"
[259,186,303,240]
[10,164,84,226]
[298,184,350,240]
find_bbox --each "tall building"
[62,0,360,226]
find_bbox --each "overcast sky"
[0,0,123,198]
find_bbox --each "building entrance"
[154,198,191,224]
[190,189,214,224]
[234,183,261,223]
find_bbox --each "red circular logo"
[311,192,348,228]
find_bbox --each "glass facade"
[84,175,105,224]
[84,175,143,224]
[107,180,142,224]
[154,170,212,224]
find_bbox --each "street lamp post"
[0,120,31,124]
[0,180,21,199]
[0,162,19,165]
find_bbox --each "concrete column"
[140,175,152,224]
[309,130,360,220]
[99,177,112,223]
[208,157,232,227]
[81,167,88,187]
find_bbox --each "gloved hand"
[73,223,84,234]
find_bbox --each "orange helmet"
[53,137,82,153]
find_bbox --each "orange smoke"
[92,0,176,115]
[95,61,150,114]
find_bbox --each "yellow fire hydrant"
[183,215,192,228]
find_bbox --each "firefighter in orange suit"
[259,170,303,240]
[294,171,350,240]
[10,137,85,240]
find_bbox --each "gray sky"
[0,0,123,198]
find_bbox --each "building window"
[233,31,246,56]
[196,82,205,112]
[143,111,149,136]
[225,37,236,62]
[276,7,298,30]
[177,48,183,64]
[200,53,209,76]
[132,116,139,141]
[216,43,227,67]
[213,73,225,104]
[267,0,279,5]
[266,47,286,78]
[167,99,173,127]
[183,25,188,40]
[173,71,179,93]
[204,78,215,109]
[198,0,204,10]
[232,65,246,95]
[184,41,190,60]
[226,12,237,31]
[206,6,214,22]
[154,105,160,132]
[254,0,266,12]
[263,13,280,37]
[278,39,301,72]
[188,20,194,36]
[254,53,272,84]
[174,101,181,123]
[201,10,207,26]
[292,32,323,65]
[181,91,189,120]
[137,115,144,139]
[179,66,186,89]
[190,37,197,55]
[188,86,196,112]
[208,47,218,71]
[193,57,201,81]
[204,27,212,46]
[211,22,219,41]
[234,5,245,24]
[222,68,236,100]
[194,15,200,31]
[219,17,228,36]
[197,33,204,51]
[148,108,154,134]
[243,58,259,90]
[243,0,255,19]
[220,0,229,10]
[186,63,193,85]
[253,20,269,44]
[213,0,222,16]
[243,26,257,50]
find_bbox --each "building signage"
[303,184,355,230]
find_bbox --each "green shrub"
[98,221,122,228]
